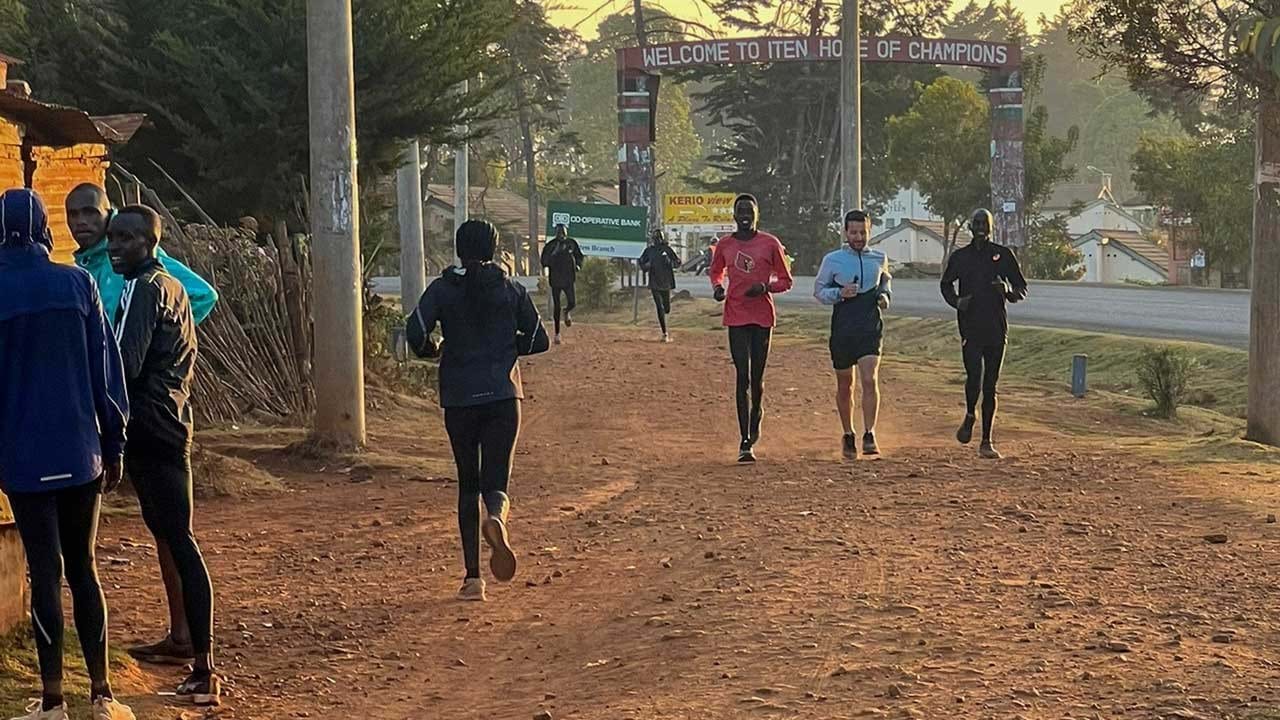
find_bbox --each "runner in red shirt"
[709,194,794,462]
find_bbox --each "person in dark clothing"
[709,194,794,463]
[0,189,136,720]
[407,220,550,601]
[108,205,221,706]
[638,229,682,342]
[814,209,892,459]
[539,223,584,344]
[940,208,1028,459]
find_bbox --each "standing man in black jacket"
[108,205,221,706]
[940,209,1028,459]
[638,229,682,342]
[539,223,584,345]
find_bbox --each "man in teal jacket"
[66,184,218,326]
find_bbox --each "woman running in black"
[940,209,1028,459]
[638,229,682,342]
[407,220,550,600]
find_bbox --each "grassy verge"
[0,627,143,719]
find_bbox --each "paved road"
[371,275,1251,349]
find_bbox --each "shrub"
[578,257,618,309]
[1136,346,1194,418]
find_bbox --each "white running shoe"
[92,697,136,720]
[458,577,487,601]
[8,700,67,720]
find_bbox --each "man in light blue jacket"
[65,184,218,326]
[814,209,892,460]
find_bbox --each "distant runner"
[940,209,1028,459]
[710,194,794,463]
[539,223,584,345]
[814,209,892,459]
[407,220,550,601]
[638,229,682,343]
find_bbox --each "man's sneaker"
[553,334,562,346]
[564,312,574,327]
[8,700,67,720]
[862,432,880,456]
[956,415,977,445]
[176,671,222,707]
[663,333,672,343]
[738,439,756,463]
[482,517,517,582]
[841,433,857,460]
[127,635,194,665]
[979,442,1003,459]
[458,577,487,601]
[91,697,136,720]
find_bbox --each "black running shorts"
[830,332,882,371]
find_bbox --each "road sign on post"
[546,201,648,259]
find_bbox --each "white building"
[869,219,970,265]
[1072,229,1169,284]
[873,186,942,232]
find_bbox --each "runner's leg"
[980,344,1007,443]
[445,407,483,579]
[652,289,668,336]
[748,326,772,442]
[835,369,855,435]
[9,491,67,711]
[857,354,882,434]
[728,327,752,443]
[552,288,563,336]
[963,341,983,417]
[479,400,520,581]
[56,478,112,700]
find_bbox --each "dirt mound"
[191,445,284,498]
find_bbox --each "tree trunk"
[632,0,646,45]
[273,218,312,388]
[514,77,539,277]
[1247,99,1280,446]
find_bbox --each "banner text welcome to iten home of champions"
[627,36,1018,71]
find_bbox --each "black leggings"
[8,478,109,693]
[552,285,576,335]
[126,438,215,656]
[652,288,671,334]
[444,399,520,579]
[963,341,1006,441]
[728,325,772,443]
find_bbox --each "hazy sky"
[551,0,1069,37]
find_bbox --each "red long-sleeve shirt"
[709,231,793,328]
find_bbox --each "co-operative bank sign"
[546,201,648,259]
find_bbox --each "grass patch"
[0,626,143,719]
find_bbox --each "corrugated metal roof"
[0,91,114,146]
[91,113,147,144]
[425,184,545,239]
[1075,228,1169,276]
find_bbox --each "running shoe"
[458,577,487,601]
[127,635,194,665]
[862,432,880,456]
[565,312,574,327]
[663,333,672,343]
[8,700,66,720]
[91,697,135,720]
[554,334,562,346]
[956,414,976,445]
[175,672,222,707]
[979,442,1003,460]
[738,439,756,463]
[482,516,517,582]
[841,433,857,460]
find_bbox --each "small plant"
[578,257,618,310]
[1136,346,1194,418]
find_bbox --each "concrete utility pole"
[454,80,469,253]
[397,139,426,314]
[306,0,366,446]
[839,0,862,213]
[1248,99,1280,445]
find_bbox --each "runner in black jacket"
[539,224,584,344]
[408,220,550,601]
[638,229,682,342]
[108,206,221,706]
[940,209,1028,459]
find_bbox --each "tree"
[1023,215,1083,280]
[887,76,990,259]
[1131,132,1254,271]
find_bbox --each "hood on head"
[0,189,53,251]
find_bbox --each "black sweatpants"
[962,341,1006,442]
[8,478,109,691]
[728,325,772,443]
[444,399,520,579]
[125,436,215,656]
[652,288,672,334]
[552,285,576,335]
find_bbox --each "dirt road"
[93,325,1280,719]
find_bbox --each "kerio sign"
[619,35,1020,72]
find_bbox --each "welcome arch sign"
[616,35,1026,247]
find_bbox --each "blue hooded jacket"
[0,189,129,495]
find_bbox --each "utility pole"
[839,0,862,213]
[397,139,426,314]
[1248,98,1280,445]
[306,0,366,446]
[454,80,469,264]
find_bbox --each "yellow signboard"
[663,193,736,225]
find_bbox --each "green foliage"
[1136,346,1194,418]
[1023,215,1083,280]
[578,257,619,309]
[1131,132,1254,270]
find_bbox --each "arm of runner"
[406,284,441,358]
[877,259,892,308]
[539,241,554,272]
[572,240,585,270]
[638,247,652,273]
[767,240,794,294]
[940,254,961,309]
[813,256,842,305]
[515,285,550,355]
[1004,252,1029,303]
[665,246,681,268]
[709,241,727,296]
[157,247,219,325]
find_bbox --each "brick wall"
[30,144,108,264]
[0,521,26,636]
[0,117,23,194]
